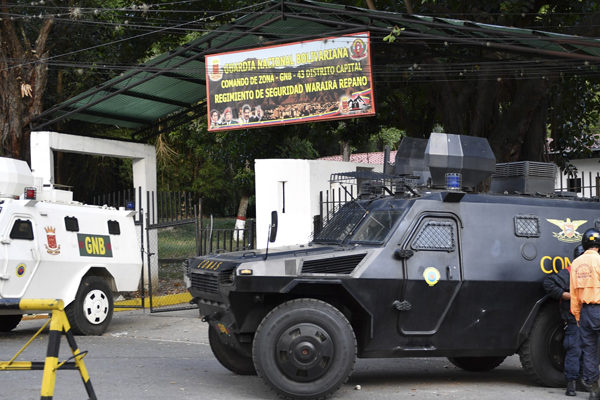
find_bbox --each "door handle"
[392,300,412,311]
[446,266,453,280]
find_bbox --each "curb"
[114,292,193,310]
[22,293,193,320]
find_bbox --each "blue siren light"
[445,173,462,190]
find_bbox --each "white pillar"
[30,131,158,287]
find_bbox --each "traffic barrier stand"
[0,298,97,400]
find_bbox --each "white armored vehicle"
[0,157,142,335]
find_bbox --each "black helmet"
[573,244,585,259]
[582,228,600,250]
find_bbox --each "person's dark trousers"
[564,322,582,381]
[580,304,600,385]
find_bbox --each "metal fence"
[555,169,600,198]
[314,169,600,233]
[199,223,255,255]
[91,189,256,312]
[315,185,357,235]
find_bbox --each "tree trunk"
[0,0,53,160]
[234,195,249,241]
[341,141,351,161]
[489,79,549,162]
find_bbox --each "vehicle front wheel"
[518,305,565,387]
[448,356,506,372]
[66,276,114,335]
[0,315,22,332]
[253,298,356,400]
[208,325,256,375]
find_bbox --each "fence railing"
[555,169,600,198]
[316,185,357,234]
[315,169,600,232]
[199,222,255,255]
[92,188,137,210]
[93,189,197,226]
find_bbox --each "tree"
[0,0,53,159]
[0,0,251,162]
[379,0,600,163]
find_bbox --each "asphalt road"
[0,309,582,399]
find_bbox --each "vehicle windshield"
[313,202,367,244]
[349,210,404,244]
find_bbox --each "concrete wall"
[255,159,383,248]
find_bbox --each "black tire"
[448,356,506,372]
[0,315,22,332]
[518,305,565,387]
[208,325,256,375]
[66,276,114,336]
[252,298,356,400]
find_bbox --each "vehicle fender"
[517,294,552,348]
[280,278,374,339]
[59,266,116,307]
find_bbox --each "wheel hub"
[83,289,109,325]
[276,323,334,382]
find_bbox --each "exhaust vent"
[301,253,366,274]
[490,161,557,194]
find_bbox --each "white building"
[254,153,392,248]
[255,146,600,248]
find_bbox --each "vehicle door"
[397,213,462,335]
[0,215,40,298]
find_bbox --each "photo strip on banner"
[206,32,375,131]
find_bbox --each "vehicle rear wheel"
[208,325,256,375]
[448,356,506,372]
[252,298,356,400]
[66,276,113,336]
[0,315,22,332]
[518,305,565,387]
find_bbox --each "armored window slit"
[108,220,121,235]
[514,215,540,237]
[64,216,79,232]
[411,221,454,251]
[10,219,34,240]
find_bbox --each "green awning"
[34,0,600,139]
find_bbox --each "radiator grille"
[191,273,219,294]
[301,253,366,274]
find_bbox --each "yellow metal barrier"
[0,298,96,400]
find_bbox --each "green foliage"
[277,137,319,159]
[549,77,600,169]
[9,0,600,211]
[380,0,600,163]
[369,127,405,152]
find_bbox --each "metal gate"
[145,191,199,313]
[93,189,256,312]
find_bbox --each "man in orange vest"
[570,229,600,400]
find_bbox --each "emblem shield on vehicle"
[44,226,61,255]
[546,218,587,243]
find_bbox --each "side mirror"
[269,211,278,243]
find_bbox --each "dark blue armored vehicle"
[186,133,596,399]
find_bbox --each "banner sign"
[206,32,375,131]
